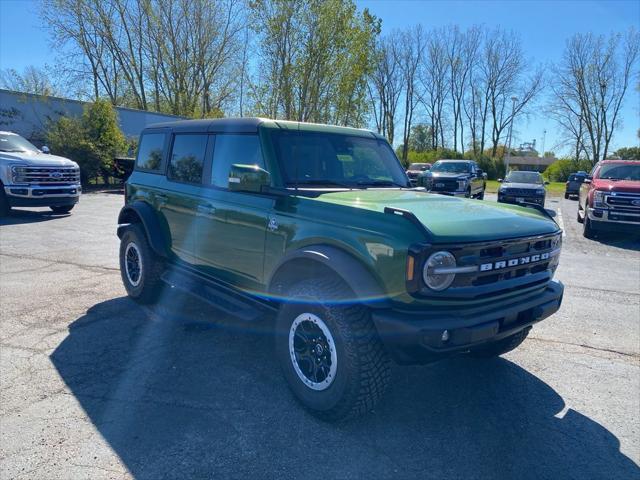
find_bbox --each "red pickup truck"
[577,160,640,238]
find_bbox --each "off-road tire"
[477,188,485,200]
[0,189,9,217]
[119,223,165,304]
[50,205,74,214]
[275,277,390,421]
[470,327,531,358]
[465,187,471,198]
[564,192,569,200]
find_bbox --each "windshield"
[0,132,40,153]
[598,163,640,181]
[409,163,430,171]
[505,171,543,184]
[270,130,409,188]
[430,161,470,174]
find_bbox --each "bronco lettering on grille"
[479,252,550,272]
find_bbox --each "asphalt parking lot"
[1,192,639,480]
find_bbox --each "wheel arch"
[117,201,170,258]
[267,245,389,307]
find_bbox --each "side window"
[168,134,208,184]
[135,133,166,172]
[211,134,265,188]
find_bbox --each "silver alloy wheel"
[124,242,143,287]
[288,312,338,391]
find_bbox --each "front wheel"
[50,205,74,214]
[0,190,10,217]
[583,213,596,239]
[275,278,390,421]
[119,224,165,304]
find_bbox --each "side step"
[161,266,274,322]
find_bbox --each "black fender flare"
[117,201,170,258]
[267,245,389,307]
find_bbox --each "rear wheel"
[477,188,485,200]
[465,187,471,198]
[275,277,390,421]
[119,223,165,304]
[470,327,530,358]
[50,205,74,214]
[564,192,569,200]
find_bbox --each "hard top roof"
[145,117,383,139]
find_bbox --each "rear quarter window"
[135,133,166,172]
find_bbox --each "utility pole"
[541,129,546,157]
[505,96,518,174]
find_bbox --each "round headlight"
[423,251,456,291]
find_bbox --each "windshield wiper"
[356,179,408,188]
[288,180,362,189]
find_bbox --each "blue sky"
[1,0,639,153]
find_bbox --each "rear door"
[159,133,210,264]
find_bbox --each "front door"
[196,134,273,291]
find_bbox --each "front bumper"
[4,184,81,207]
[587,208,640,233]
[372,280,564,364]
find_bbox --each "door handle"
[197,204,216,215]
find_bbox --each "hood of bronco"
[315,189,559,242]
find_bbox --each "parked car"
[417,159,486,199]
[0,131,81,217]
[564,172,587,199]
[117,118,563,420]
[406,162,431,186]
[497,170,548,207]
[577,160,640,238]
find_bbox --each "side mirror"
[228,164,270,193]
[41,145,50,154]
[583,177,592,184]
[544,181,550,185]
[498,178,503,183]
[476,168,483,176]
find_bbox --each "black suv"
[417,159,486,199]
[498,171,548,207]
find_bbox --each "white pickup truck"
[0,131,81,217]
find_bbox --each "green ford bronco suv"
[117,118,563,420]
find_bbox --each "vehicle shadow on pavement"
[51,294,639,480]
[587,232,640,251]
[0,209,69,225]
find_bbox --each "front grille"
[430,179,458,191]
[12,166,80,185]
[505,188,538,196]
[409,232,562,300]
[605,192,640,213]
[407,172,419,179]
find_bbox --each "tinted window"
[211,135,264,188]
[136,133,166,171]
[430,161,471,174]
[168,134,208,184]
[270,131,408,187]
[505,171,543,184]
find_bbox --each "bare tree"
[446,26,480,152]
[367,34,403,144]
[398,25,424,162]
[41,0,244,117]
[0,66,61,96]
[551,29,639,163]
[419,29,449,149]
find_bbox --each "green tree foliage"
[249,0,380,126]
[46,100,126,184]
[543,158,593,182]
[407,124,433,152]
[614,147,640,160]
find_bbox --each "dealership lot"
[1,193,638,480]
